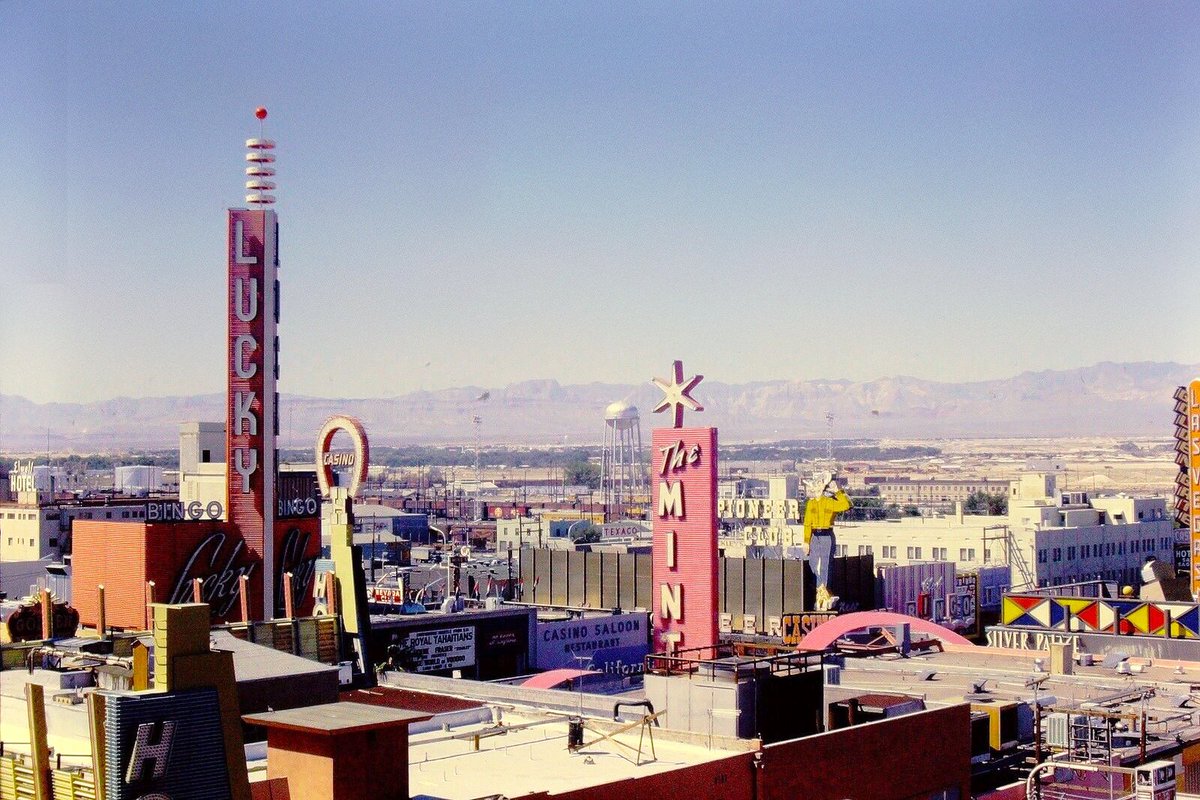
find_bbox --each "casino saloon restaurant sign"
[536,612,650,671]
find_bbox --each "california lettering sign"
[650,360,719,653]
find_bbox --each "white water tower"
[601,401,645,517]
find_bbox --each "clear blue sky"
[2,3,1197,403]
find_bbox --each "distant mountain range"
[2,361,1197,452]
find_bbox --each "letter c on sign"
[315,415,370,500]
[234,334,257,379]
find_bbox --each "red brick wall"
[537,753,755,800]
[72,517,321,629]
[71,520,149,629]
[528,706,971,800]
[758,705,973,800]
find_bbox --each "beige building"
[723,471,1179,593]
[178,421,228,514]
[867,476,1011,510]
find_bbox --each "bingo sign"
[147,501,225,522]
[536,612,649,670]
[402,626,475,673]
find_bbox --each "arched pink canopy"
[797,610,974,651]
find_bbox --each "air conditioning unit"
[971,701,1020,752]
[1044,712,1070,748]
[824,665,841,686]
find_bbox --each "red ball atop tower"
[255,106,268,120]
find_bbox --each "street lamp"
[430,526,453,598]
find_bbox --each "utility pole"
[825,411,834,465]
[473,415,482,521]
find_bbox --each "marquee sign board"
[226,208,278,619]
[401,626,476,673]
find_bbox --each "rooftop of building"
[244,701,431,735]
[403,704,748,800]
[830,642,1200,754]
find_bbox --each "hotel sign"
[8,459,35,493]
[650,360,718,653]
[1187,380,1200,595]
[227,208,278,617]
[104,688,232,800]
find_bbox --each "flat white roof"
[407,708,747,800]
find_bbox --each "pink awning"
[521,668,601,690]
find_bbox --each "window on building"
[882,545,897,559]
[49,538,57,547]
[1038,550,1047,564]
[907,546,922,559]
[1052,548,1062,562]
[201,448,212,462]
[1067,546,1076,560]
[932,547,947,560]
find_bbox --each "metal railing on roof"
[644,642,824,680]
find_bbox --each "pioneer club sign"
[650,361,719,653]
